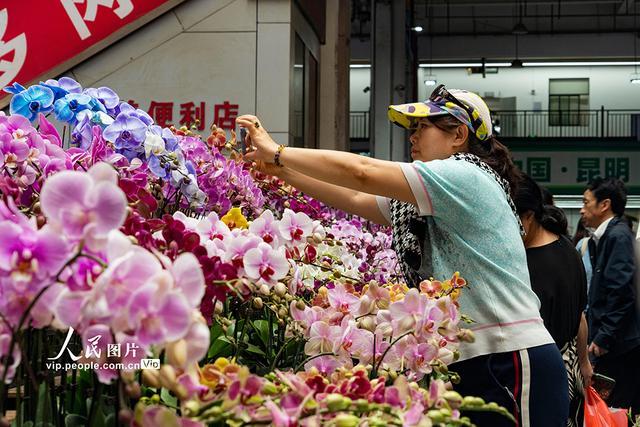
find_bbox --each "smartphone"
[239,127,248,154]
[591,373,616,401]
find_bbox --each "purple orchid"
[102,112,148,157]
[84,87,120,110]
[40,162,128,251]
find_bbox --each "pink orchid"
[304,321,333,355]
[127,280,192,347]
[249,209,281,247]
[243,242,290,285]
[223,234,262,271]
[278,209,313,245]
[195,212,231,242]
[403,336,438,379]
[304,355,343,375]
[327,283,361,316]
[389,289,428,335]
[330,318,373,360]
[40,162,127,251]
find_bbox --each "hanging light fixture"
[511,1,528,35]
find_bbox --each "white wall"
[349,68,370,111]
[62,0,307,146]
[350,65,640,112]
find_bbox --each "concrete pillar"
[371,0,409,161]
[318,0,350,151]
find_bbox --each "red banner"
[0,0,185,106]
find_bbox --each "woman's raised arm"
[237,115,417,207]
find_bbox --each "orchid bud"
[443,391,463,409]
[183,400,200,416]
[357,316,376,332]
[141,369,160,388]
[334,414,359,427]
[253,297,264,309]
[326,393,351,412]
[259,284,270,295]
[456,328,475,343]
[174,384,189,400]
[274,282,287,297]
[295,300,306,311]
[167,339,188,368]
[262,381,278,395]
[159,365,177,389]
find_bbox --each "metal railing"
[488,108,640,139]
[350,111,369,139]
[349,108,640,140]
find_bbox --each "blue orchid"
[54,93,93,123]
[8,84,55,122]
[3,82,26,95]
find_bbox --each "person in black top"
[581,177,640,416]
[515,174,591,427]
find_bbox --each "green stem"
[87,379,103,426]
[372,331,413,377]
[269,337,297,372]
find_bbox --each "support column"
[371,0,409,161]
[318,0,350,151]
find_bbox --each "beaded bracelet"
[274,144,285,167]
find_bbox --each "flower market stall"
[0,79,513,426]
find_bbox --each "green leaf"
[244,343,266,356]
[34,383,51,425]
[208,336,232,358]
[64,415,88,427]
[85,396,106,427]
[161,387,178,408]
[252,320,272,348]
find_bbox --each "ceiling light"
[412,26,423,32]
[631,74,640,84]
[523,61,640,66]
[424,76,437,86]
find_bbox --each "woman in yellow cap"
[238,85,568,426]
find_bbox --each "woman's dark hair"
[428,115,522,198]
[572,218,590,246]
[514,174,568,236]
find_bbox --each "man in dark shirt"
[581,177,640,415]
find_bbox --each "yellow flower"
[221,207,248,229]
